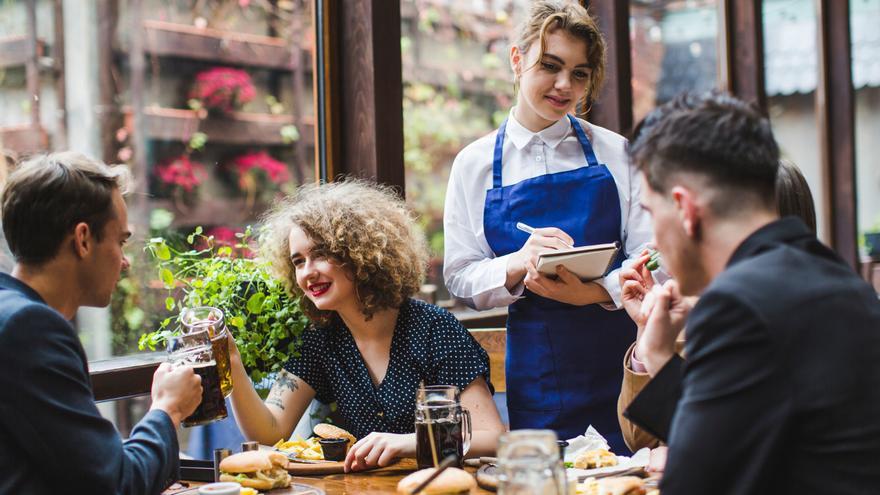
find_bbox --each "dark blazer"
[625,217,880,494]
[0,273,179,495]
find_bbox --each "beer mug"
[181,306,233,397]
[496,430,566,495]
[414,385,472,469]
[167,330,228,427]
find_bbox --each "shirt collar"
[505,107,572,150]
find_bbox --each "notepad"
[536,242,620,281]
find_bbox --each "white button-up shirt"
[443,109,655,310]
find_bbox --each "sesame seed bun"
[313,423,357,448]
[396,467,476,494]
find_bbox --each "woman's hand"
[620,250,655,328]
[506,227,574,290]
[343,432,416,473]
[646,446,668,473]
[523,261,610,306]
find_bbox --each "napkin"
[564,426,650,477]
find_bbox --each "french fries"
[273,435,324,460]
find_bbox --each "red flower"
[189,67,256,113]
[155,155,207,192]
[231,151,289,186]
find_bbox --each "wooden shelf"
[0,35,46,69]
[0,124,48,155]
[127,106,314,147]
[142,19,306,71]
[149,196,270,228]
[403,61,510,95]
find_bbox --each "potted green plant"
[138,226,308,391]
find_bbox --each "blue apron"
[483,115,636,452]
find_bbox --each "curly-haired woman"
[227,179,504,472]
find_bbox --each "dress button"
[536,155,543,161]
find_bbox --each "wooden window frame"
[90,0,865,400]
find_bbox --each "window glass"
[763,0,826,241]
[400,0,530,307]
[631,0,720,124]
[852,0,880,258]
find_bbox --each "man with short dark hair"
[0,152,203,494]
[624,93,880,494]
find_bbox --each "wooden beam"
[719,0,767,111]
[587,0,633,136]
[313,0,338,182]
[816,0,857,269]
[129,0,150,231]
[332,0,405,193]
[97,0,121,164]
[52,0,67,149]
[25,0,41,128]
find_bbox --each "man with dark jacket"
[623,93,880,494]
[0,152,203,494]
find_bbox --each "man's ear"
[72,222,92,259]
[670,185,700,239]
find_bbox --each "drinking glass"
[167,330,228,427]
[414,385,472,469]
[496,429,566,495]
[181,306,233,396]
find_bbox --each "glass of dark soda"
[415,385,472,469]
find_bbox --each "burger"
[597,476,646,495]
[218,450,291,490]
[396,467,476,494]
[313,422,357,451]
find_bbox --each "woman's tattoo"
[266,370,299,410]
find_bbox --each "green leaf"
[124,307,145,331]
[246,292,265,314]
[155,243,171,261]
[165,297,176,311]
[160,268,174,287]
[217,246,233,257]
[229,315,245,330]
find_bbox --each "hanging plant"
[228,151,290,207]
[154,154,208,208]
[189,67,257,114]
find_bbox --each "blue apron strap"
[492,119,508,189]
[567,114,599,168]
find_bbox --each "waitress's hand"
[524,261,609,306]
[343,432,415,472]
[620,250,655,329]
[507,228,574,290]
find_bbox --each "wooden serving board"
[286,457,401,476]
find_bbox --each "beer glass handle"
[460,407,472,456]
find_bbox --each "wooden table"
[176,459,494,494]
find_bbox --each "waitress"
[443,0,653,453]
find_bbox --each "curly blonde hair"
[514,0,606,109]
[260,179,429,325]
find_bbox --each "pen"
[515,222,573,249]
[515,222,535,235]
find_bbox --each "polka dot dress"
[282,298,492,440]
